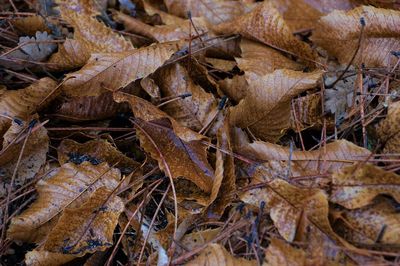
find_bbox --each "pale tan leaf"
[47,8,134,71]
[42,187,124,255]
[7,162,120,243]
[181,229,220,250]
[57,139,140,172]
[376,101,400,154]
[229,70,322,142]
[185,243,257,266]
[213,2,316,62]
[0,78,56,135]
[333,198,400,247]
[263,238,306,266]
[0,119,49,192]
[164,0,247,25]
[236,39,303,76]
[62,42,179,97]
[313,6,400,67]
[303,0,358,13]
[205,58,236,72]
[331,163,400,209]
[25,251,75,266]
[155,63,219,132]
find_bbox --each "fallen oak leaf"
[330,163,400,209]
[62,42,180,97]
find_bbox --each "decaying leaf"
[229,70,322,142]
[213,2,316,62]
[62,42,179,96]
[263,238,306,266]
[42,187,124,255]
[376,101,400,154]
[0,77,57,135]
[164,0,247,25]
[331,163,400,209]
[185,243,257,266]
[7,162,120,243]
[155,63,219,132]
[313,6,400,67]
[57,139,139,172]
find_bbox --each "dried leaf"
[155,63,219,132]
[213,2,316,62]
[7,162,120,243]
[0,78,57,135]
[0,119,49,192]
[48,8,134,70]
[181,228,220,250]
[42,187,124,255]
[376,101,400,154]
[58,139,139,172]
[54,92,130,121]
[263,238,306,266]
[25,251,75,266]
[229,70,322,142]
[331,163,400,209]
[218,75,248,103]
[185,243,257,266]
[236,39,303,76]
[164,0,247,25]
[11,16,49,36]
[62,42,179,97]
[313,6,400,67]
[333,198,400,247]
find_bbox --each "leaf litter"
[1,0,400,265]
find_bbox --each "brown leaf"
[331,163,400,209]
[0,78,57,135]
[213,2,316,63]
[332,198,400,247]
[11,16,49,36]
[48,8,134,71]
[114,93,214,192]
[181,228,220,250]
[0,119,49,193]
[42,187,124,255]
[229,70,322,142]
[218,75,248,103]
[25,251,75,266]
[376,101,400,154]
[185,243,257,266]
[263,238,306,266]
[164,0,247,25]
[236,39,303,76]
[7,162,120,243]
[155,63,219,132]
[57,139,140,172]
[313,6,400,67]
[54,92,130,121]
[62,42,179,97]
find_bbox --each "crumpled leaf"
[48,8,134,71]
[185,243,257,266]
[54,92,130,121]
[330,163,400,209]
[376,101,400,154]
[241,178,351,247]
[313,6,400,67]
[164,0,247,25]
[7,162,120,243]
[155,63,219,132]
[0,78,57,135]
[229,69,322,142]
[332,198,400,247]
[213,2,316,63]
[57,139,140,172]
[263,238,306,266]
[0,119,49,193]
[62,42,179,97]
[114,93,214,192]
[236,39,303,76]
[42,186,124,255]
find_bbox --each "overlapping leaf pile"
[0,0,400,265]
